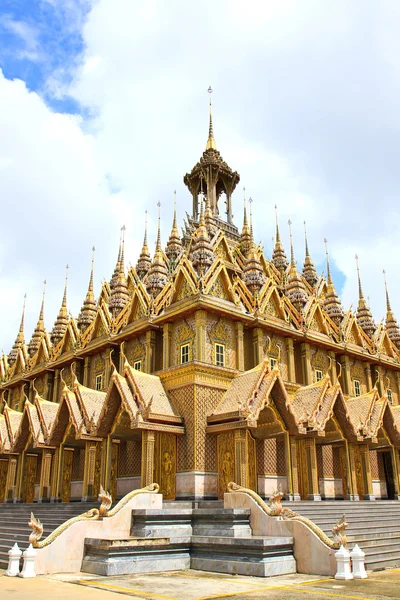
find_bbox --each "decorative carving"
[332,514,348,548]
[61,449,73,503]
[217,431,235,499]
[99,485,112,516]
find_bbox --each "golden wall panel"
[61,448,74,502]
[217,431,235,499]
[0,460,8,503]
[23,454,38,503]
[316,444,341,478]
[118,440,142,476]
[256,437,286,475]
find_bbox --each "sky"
[0,0,399,351]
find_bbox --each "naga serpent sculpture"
[28,483,160,549]
[227,482,347,549]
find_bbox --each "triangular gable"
[259,253,279,283]
[59,322,77,356]
[35,395,58,442]
[4,404,24,448]
[345,388,380,440]
[204,263,236,303]
[212,232,235,265]
[124,362,179,419]
[259,283,286,321]
[96,370,140,436]
[153,279,173,315]
[35,336,50,367]
[232,276,254,313]
[90,304,111,341]
[383,403,400,446]
[125,288,149,324]
[12,349,26,377]
[0,414,11,452]
[344,315,365,347]
[377,330,395,359]
[305,301,331,336]
[73,379,107,434]
[171,265,198,304]
[98,280,111,306]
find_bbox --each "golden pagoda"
[1,94,400,508]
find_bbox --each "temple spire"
[146,203,169,297]
[272,205,289,274]
[285,220,308,312]
[110,231,122,291]
[323,239,344,326]
[8,294,27,365]
[302,221,318,288]
[28,282,46,357]
[78,248,97,332]
[136,211,152,280]
[206,86,216,150]
[166,190,183,265]
[355,255,376,338]
[51,266,69,346]
[249,197,254,241]
[110,227,129,317]
[240,187,252,255]
[288,219,295,267]
[383,269,400,348]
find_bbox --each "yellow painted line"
[77,579,180,600]
[279,586,375,600]
[298,578,332,585]
[195,586,290,600]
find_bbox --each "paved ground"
[3,568,400,599]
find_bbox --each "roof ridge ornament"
[206,86,216,150]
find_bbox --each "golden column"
[163,323,171,370]
[289,437,301,500]
[195,310,207,362]
[300,343,312,385]
[236,322,244,371]
[141,430,156,487]
[286,338,295,382]
[359,445,375,500]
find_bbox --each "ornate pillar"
[234,430,247,488]
[395,373,400,406]
[339,355,352,395]
[364,362,373,392]
[195,310,207,363]
[300,343,312,385]
[39,450,52,502]
[328,351,337,384]
[50,446,61,502]
[286,338,295,382]
[15,452,25,502]
[163,323,171,370]
[390,446,400,501]
[53,369,60,403]
[289,437,301,501]
[5,457,18,503]
[347,443,360,501]
[141,430,155,487]
[145,330,156,374]
[359,445,375,500]
[236,322,244,371]
[82,441,102,501]
[83,356,90,387]
[304,437,321,500]
[252,328,264,366]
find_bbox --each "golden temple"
[1,96,400,507]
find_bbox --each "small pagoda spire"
[272,205,289,274]
[136,211,152,280]
[249,197,254,241]
[383,270,400,348]
[206,86,216,151]
[146,203,169,297]
[302,221,318,288]
[243,207,265,296]
[8,294,27,365]
[191,196,215,276]
[51,266,69,346]
[240,187,252,255]
[285,220,307,312]
[166,190,183,265]
[110,226,130,317]
[78,248,97,332]
[110,231,122,291]
[323,239,344,326]
[355,255,376,338]
[28,281,46,356]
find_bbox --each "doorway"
[381,451,395,500]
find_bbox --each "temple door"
[217,431,235,499]
[353,446,365,500]
[22,454,38,503]
[110,442,119,501]
[0,459,8,503]
[61,448,74,502]
[154,432,176,500]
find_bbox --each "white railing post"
[335,544,353,580]
[19,543,37,578]
[350,544,367,579]
[5,543,22,577]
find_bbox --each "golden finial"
[173,189,177,225]
[355,254,364,300]
[383,269,392,313]
[89,247,95,292]
[39,280,46,320]
[275,204,281,243]
[155,202,162,251]
[62,265,69,308]
[324,238,332,285]
[249,197,254,240]
[120,226,126,273]
[288,219,295,267]
[206,86,216,150]
[304,221,310,257]
[20,293,27,333]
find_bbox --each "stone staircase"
[82,500,295,577]
[0,502,90,570]
[284,501,400,571]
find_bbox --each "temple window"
[354,379,361,397]
[134,360,142,371]
[215,343,225,367]
[181,343,190,364]
[388,389,393,404]
[270,357,277,370]
[315,369,323,382]
[95,374,103,391]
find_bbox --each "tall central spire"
[51,266,69,346]
[78,248,97,331]
[302,221,317,288]
[323,239,344,326]
[355,255,376,338]
[137,211,152,280]
[206,85,216,150]
[383,269,400,348]
[272,205,289,274]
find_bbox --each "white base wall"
[318,477,344,499]
[257,475,288,498]
[372,479,388,498]
[176,471,218,499]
